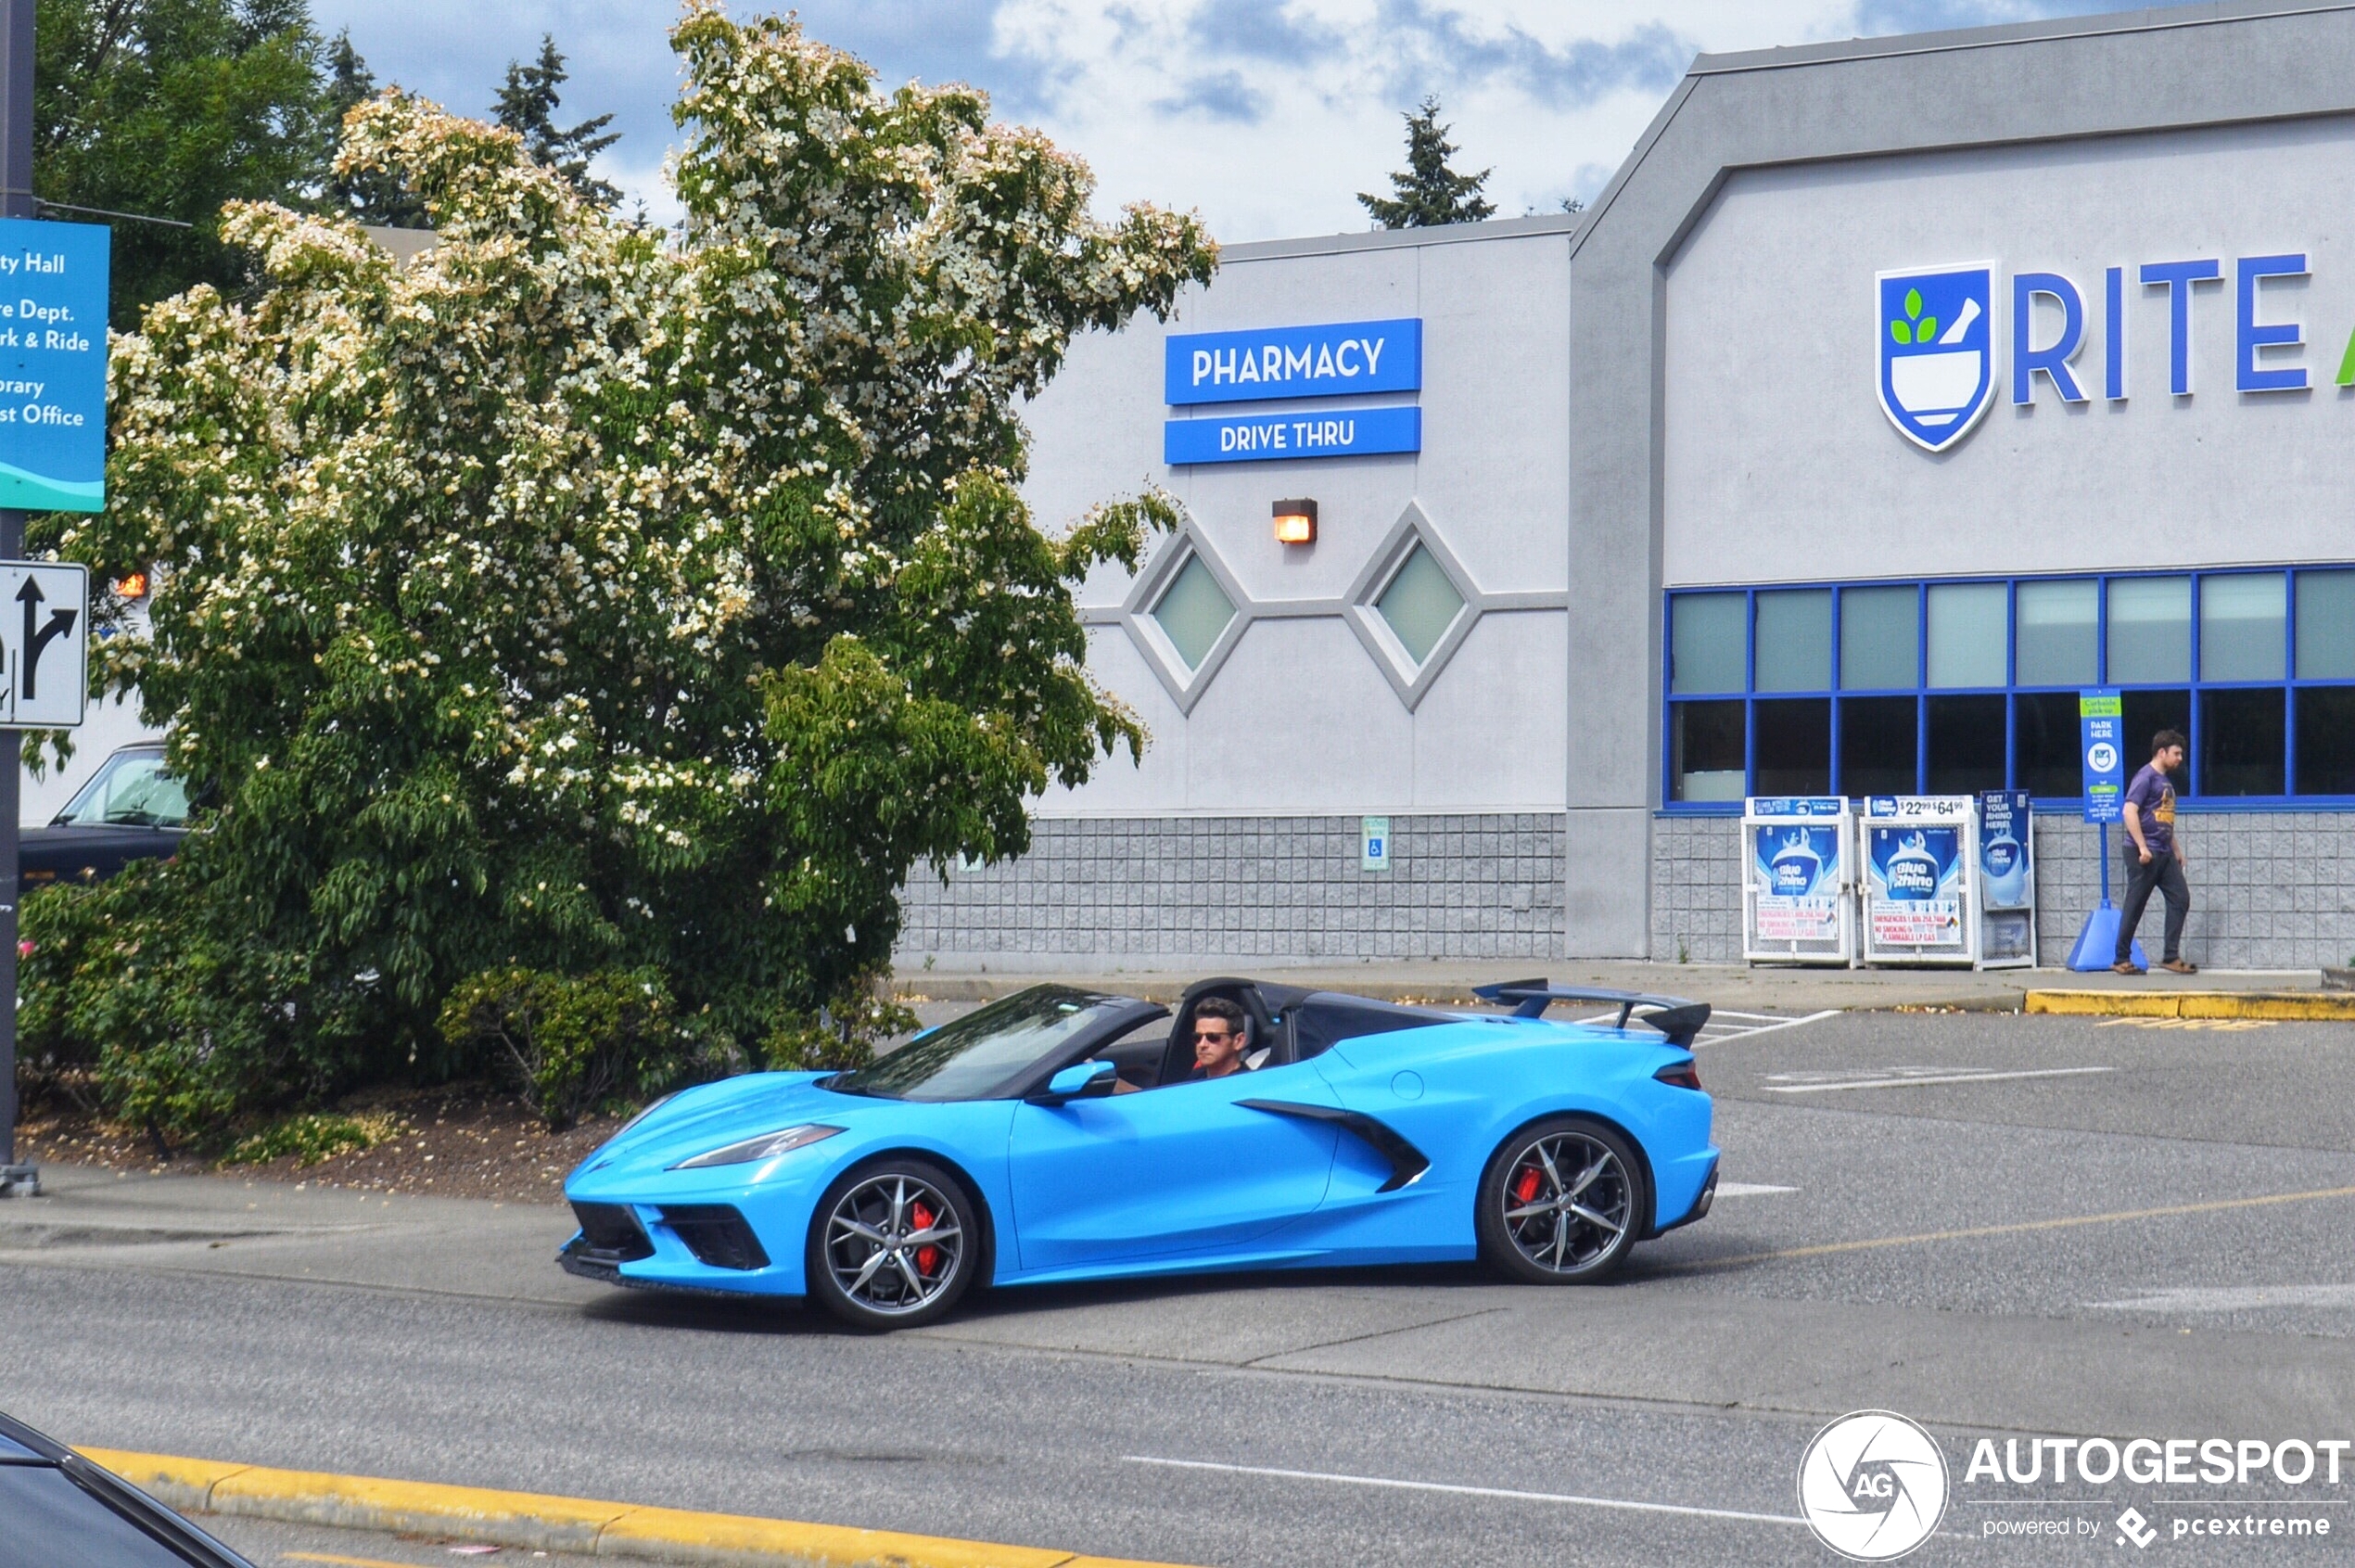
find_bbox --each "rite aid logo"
[1798,1410,1951,1560]
[2087,741,2120,774]
[1878,264,1995,453]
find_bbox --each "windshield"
[830,986,1139,1103]
[50,750,189,828]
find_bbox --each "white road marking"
[1762,1065,2114,1094]
[1712,1182,1798,1197]
[1565,1007,1839,1045]
[2092,1283,2355,1312]
[1120,1455,1807,1527]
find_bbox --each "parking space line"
[1667,1183,2355,1272]
[1761,1065,2113,1093]
[1120,1455,1806,1528]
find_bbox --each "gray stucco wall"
[1648,810,2355,970]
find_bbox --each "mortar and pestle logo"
[1877,264,1995,453]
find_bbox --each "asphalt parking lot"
[6,1005,2353,1566]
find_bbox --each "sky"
[309,0,2209,243]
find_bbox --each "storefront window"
[1928,694,2006,794]
[1840,586,1915,690]
[1926,582,2007,688]
[2120,690,2190,789]
[1752,698,1829,794]
[2296,570,2355,680]
[2296,687,2355,794]
[2015,578,2096,686]
[1839,695,1916,795]
[1671,700,1745,802]
[1667,567,2355,806]
[2013,691,2081,797]
[2200,688,2285,796]
[1753,590,1832,693]
[2200,573,2285,682]
[1671,593,1745,695]
[2107,575,2191,684]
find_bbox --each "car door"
[1006,1059,1343,1271]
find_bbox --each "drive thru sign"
[0,559,83,726]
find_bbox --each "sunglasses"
[1193,1027,1237,1041]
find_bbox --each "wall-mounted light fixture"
[112,570,149,601]
[1272,498,1318,545]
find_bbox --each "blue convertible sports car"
[560,978,1719,1330]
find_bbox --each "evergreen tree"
[1358,96,1494,229]
[320,29,424,226]
[494,35,620,208]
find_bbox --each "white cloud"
[312,0,2203,244]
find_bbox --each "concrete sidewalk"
[892,959,2327,1012]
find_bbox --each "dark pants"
[2116,848,2190,964]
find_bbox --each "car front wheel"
[806,1160,979,1330]
[1476,1117,1644,1284]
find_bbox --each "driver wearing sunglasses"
[1190,998,1254,1079]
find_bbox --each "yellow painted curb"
[2025,989,2355,1021]
[75,1448,1201,1568]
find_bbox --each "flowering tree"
[27,4,1216,1132]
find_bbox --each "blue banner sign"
[1978,789,2031,909]
[0,218,108,512]
[1165,405,1420,466]
[1165,318,1421,406]
[2080,689,2124,823]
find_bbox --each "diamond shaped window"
[1152,555,1237,671]
[1376,544,1466,666]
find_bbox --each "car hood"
[570,1070,918,1182]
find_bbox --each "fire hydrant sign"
[0,562,86,727]
[0,218,108,513]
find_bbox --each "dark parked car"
[19,743,188,896]
[0,1410,252,1568]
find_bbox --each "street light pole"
[0,0,34,1192]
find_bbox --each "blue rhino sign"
[1878,263,1994,453]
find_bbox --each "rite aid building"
[897,0,2355,973]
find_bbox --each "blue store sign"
[1165,405,1419,466]
[0,219,108,513]
[1165,317,1420,406]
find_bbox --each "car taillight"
[1654,1060,1702,1091]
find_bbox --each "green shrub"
[439,966,688,1129]
[227,1111,401,1166]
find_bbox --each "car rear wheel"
[1476,1117,1644,1284]
[806,1160,978,1330]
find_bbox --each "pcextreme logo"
[1877,251,2355,453]
[1797,1409,1951,1561]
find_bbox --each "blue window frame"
[1662,567,2355,811]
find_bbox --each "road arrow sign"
[0,560,83,725]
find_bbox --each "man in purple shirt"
[2114,729,2194,975]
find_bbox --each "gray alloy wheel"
[1475,1118,1643,1284]
[806,1160,976,1330]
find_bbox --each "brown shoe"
[2160,958,2198,975]
[2112,960,2146,975]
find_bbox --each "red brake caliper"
[1514,1167,1544,1205]
[910,1201,939,1276]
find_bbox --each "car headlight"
[668,1124,844,1171]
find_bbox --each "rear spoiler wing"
[1470,980,1712,1049]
